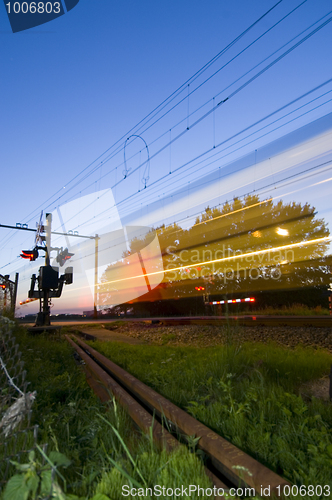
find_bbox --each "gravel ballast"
[86,321,332,352]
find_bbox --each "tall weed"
[91,339,332,496]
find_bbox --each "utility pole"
[35,213,52,326]
[12,273,19,314]
[94,234,99,319]
[0,273,19,315]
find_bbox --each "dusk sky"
[1,0,332,314]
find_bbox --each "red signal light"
[56,248,74,267]
[20,249,38,261]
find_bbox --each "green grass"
[1,324,214,499]
[3,321,332,499]
[161,333,177,344]
[88,339,332,499]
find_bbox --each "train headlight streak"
[96,236,331,289]
[276,227,289,236]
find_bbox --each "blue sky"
[1,0,332,313]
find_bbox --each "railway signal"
[20,248,39,261]
[56,248,74,267]
[1,213,98,324]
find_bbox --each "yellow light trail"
[155,169,332,239]
[97,235,331,289]
[192,198,273,227]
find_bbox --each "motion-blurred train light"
[19,298,39,305]
[210,297,255,305]
[20,248,39,261]
[276,227,289,236]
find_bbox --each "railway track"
[152,316,332,328]
[43,315,332,328]
[65,334,290,500]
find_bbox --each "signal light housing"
[64,266,73,285]
[20,248,39,261]
[56,248,74,267]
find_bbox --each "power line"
[8,4,332,260]
[58,93,332,235]
[21,160,332,268]
[21,0,286,225]
[107,95,332,221]
[47,83,332,236]
[107,14,332,192]
[46,0,316,212]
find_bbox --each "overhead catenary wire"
[4,3,332,275]
[112,12,332,184]
[49,10,332,232]
[19,0,287,226]
[2,79,331,274]
[129,0,310,141]
[3,155,331,274]
[39,0,317,216]
[16,5,324,240]
[114,83,332,217]
[21,158,332,277]
[72,94,332,232]
[52,73,332,238]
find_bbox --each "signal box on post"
[39,266,59,289]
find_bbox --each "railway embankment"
[68,320,332,352]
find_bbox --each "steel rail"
[71,334,290,498]
[65,335,228,500]
[152,316,332,327]
[65,335,178,451]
